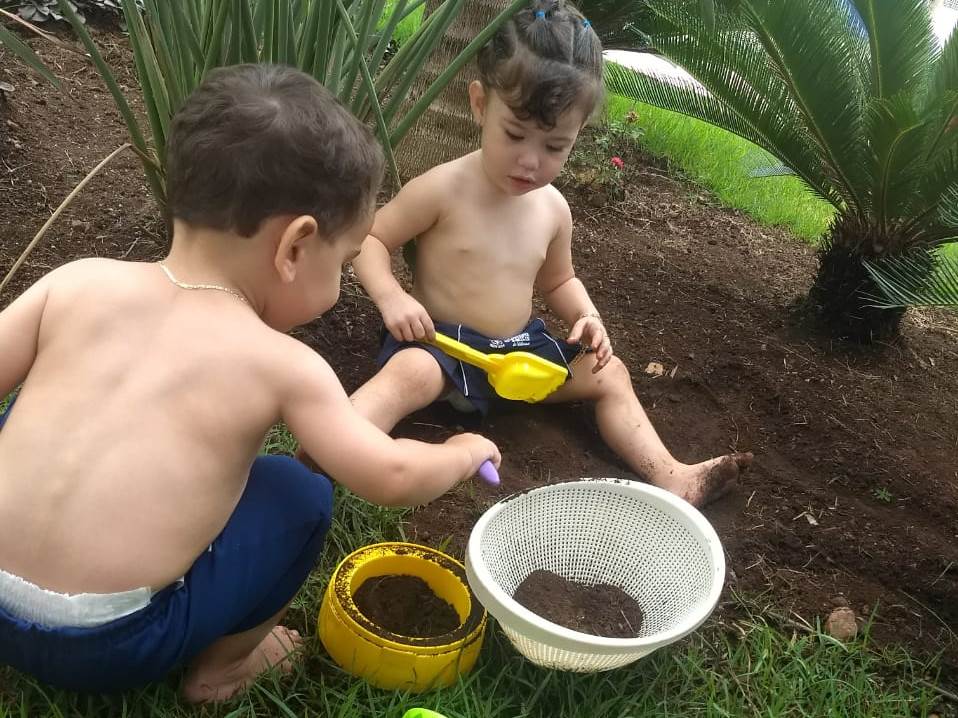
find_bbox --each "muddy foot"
[659,452,752,508]
[181,626,303,704]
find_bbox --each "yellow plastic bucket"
[318,542,487,692]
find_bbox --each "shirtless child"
[0,65,498,701]
[349,1,750,507]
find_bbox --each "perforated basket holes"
[479,484,716,637]
[503,626,648,672]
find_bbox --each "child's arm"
[535,197,613,372]
[0,275,51,399]
[280,340,499,506]
[352,174,443,342]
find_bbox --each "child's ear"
[468,80,487,125]
[274,215,319,283]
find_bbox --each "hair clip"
[535,10,546,18]
[582,19,591,28]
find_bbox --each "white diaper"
[0,567,152,628]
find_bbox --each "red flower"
[610,156,625,169]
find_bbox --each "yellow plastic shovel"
[428,332,568,402]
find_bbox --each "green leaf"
[699,0,715,32]
[732,0,868,215]
[333,0,400,186]
[603,60,839,208]
[201,0,231,75]
[851,0,934,102]
[866,95,930,229]
[923,25,958,162]
[634,1,863,210]
[0,22,61,89]
[940,184,958,228]
[864,248,958,308]
[58,0,165,205]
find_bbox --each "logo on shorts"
[506,332,531,347]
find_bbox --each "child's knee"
[383,349,446,402]
[595,356,633,393]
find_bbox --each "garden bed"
[2,32,957,678]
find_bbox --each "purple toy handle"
[477,460,500,486]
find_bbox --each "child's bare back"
[0,258,309,594]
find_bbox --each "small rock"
[71,220,92,232]
[707,238,718,245]
[0,81,14,93]
[829,595,849,608]
[825,607,858,641]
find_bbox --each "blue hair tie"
[535,10,546,18]
[582,19,591,28]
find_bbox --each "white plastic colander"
[465,479,725,672]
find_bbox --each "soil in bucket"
[513,570,645,638]
[353,575,461,638]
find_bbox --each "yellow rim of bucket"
[330,542,485,652]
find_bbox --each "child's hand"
[445,433,501,480]
[568,316,613,373]
[381,289,436,343]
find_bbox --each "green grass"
[606,94,836,242]
[0,444,947,717]
[2,587,943,716]
[381,0,426,47]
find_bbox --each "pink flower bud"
[610,156,625,169]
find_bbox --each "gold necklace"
[158,263,250,305]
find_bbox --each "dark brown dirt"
[353,575,461,638]
[513,570,645,638]
[3,26,957,677]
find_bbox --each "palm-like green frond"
[926,26,958,157]
[628,0,870,212]
[866,95,931,230]
[851,0,934,102]
[731,0,869,212]
[864,248,958,308]
[604,60,838,206]
[939,184,958,228]
[917,29,958,219]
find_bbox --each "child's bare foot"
[181,626,303,704]
[657,452,752,507]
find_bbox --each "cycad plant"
[606,0,958,341]
[4,0,525,206]
[864,249,958,308]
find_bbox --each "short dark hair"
[166,64,384,238]
[477,0,604,129]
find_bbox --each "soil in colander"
[513,570,645,638]
[353,575,461,638]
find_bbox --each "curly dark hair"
[477,0,605,129]
[166,64,384,239]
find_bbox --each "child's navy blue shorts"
[377,317,582,415]
[0,397,333,693]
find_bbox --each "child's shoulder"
[39,257,144,293]
[536,183,573,227]
[402,152,477,198]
